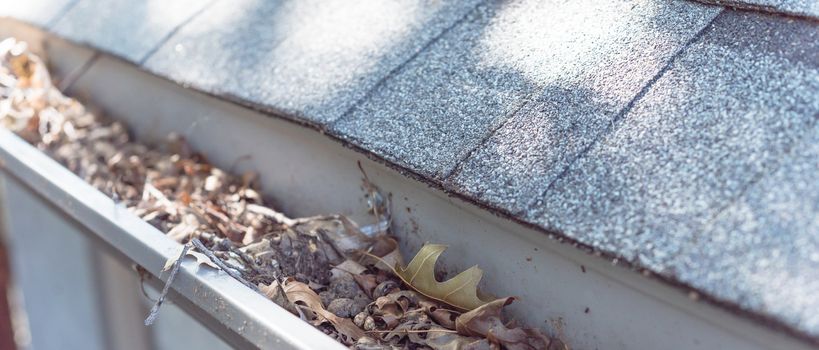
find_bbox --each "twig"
[191,238,259,292]
[246,204,296,227]
[144,244,189,326]
[365,329,458,334]
[142,182,177,216]
[201,231,261,272]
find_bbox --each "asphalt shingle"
[333,0,721,179]
[682,126,819,335]
[529,10,819,334]
[144,0,483,124]
[443,1,721,212]
[698,0,819,19]
[51,0,212,62]
[3,0,819,340]
[0,0,76,27]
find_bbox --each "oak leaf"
[163,245,218,271]
[369,236,404,272]
[258,282,296,314]
[418,330,492,350]
[282,278,365,341]
[456,297,552,350]
[394,244,494,311]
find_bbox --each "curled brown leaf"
[420,300,460,330]
[282,278,365,341]
[455,298,552,350]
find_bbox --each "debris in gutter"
[0,38,567,350]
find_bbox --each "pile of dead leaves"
[0,38,567,350]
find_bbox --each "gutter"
[0,19,816,350]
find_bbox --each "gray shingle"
[697,0,819,19]
[444,2,721,212]
[4,0,819,339]
[528,10,818,333]
[143,0,482,124]
[51,0,212,62]
[332,0,721,179]
[0,0,76,27]
[681,126,819,335]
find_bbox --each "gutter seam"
[57,51,100,93]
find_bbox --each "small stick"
[364,329,458,334]
[144,244,189,326]
[246,204,296,227]
[191,238,259,292]
[200,232,261,272]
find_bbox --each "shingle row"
[2,0,817,339]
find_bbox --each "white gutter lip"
[0,127,346,350]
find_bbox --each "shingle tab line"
[522,9,726,213]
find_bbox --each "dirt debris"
[0,38,566,350]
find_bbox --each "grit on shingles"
[0,0,77,28]
[3,0,819,341]
[332,0,720,180]
[528,10,819,335]
[142,0,484,124]
[441,0,720,213]
[49,0,212,62]
[685,125,819,334]
[695,0,819,19]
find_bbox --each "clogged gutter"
[0,39,566,350]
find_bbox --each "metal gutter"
[0,21,817,350]
[0,128,345,350]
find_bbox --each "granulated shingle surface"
[529,10,819,335]
[50,0,212,62]
[333,0,720,179]
[3,0,818,340]
[683,125,819,334]
[697,0,819,19]
[0,0,76,27]
[143,0,483,123]
[443,1,720,212]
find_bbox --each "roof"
[696,0,819,19]
[3,0,818,342]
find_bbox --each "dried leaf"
[320,216,373,255]
[331,259,379,298]
[394,244,494,311]
[353,274,378,299]
[375,290,418,315]
[282,278,365,341]
[455,298,551,350]
[163,244,218,271]
[366,237,403,272]
[387,314,490,350]
[420,300,460,330]
[383,309,432,343]
[420,329,492,350]
[258,282,297,314]
[0,42,554,350]
[370,290,419,329]
[331,259,367,279]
